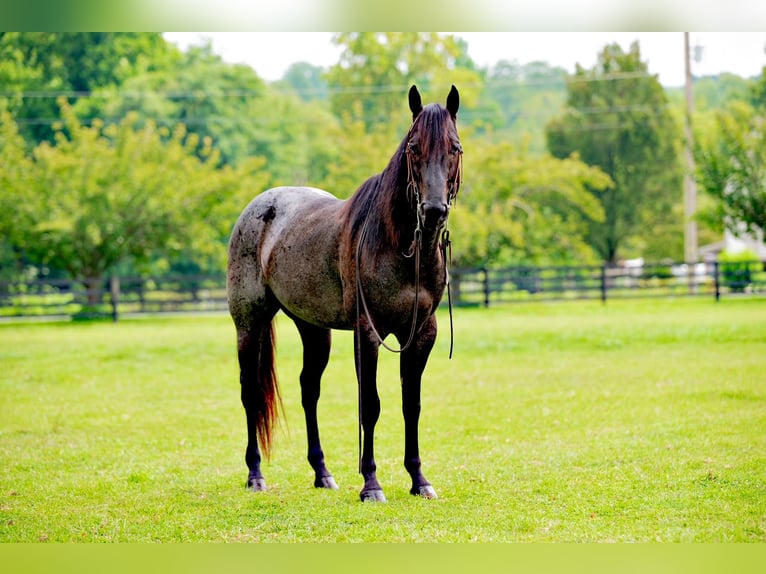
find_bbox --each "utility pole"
[683,32,698,264]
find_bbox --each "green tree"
[449,137,610,267]
[0,32,178,145]
[1,101,266,300]
[326,33,482,131]
[545,42,683,263]
[77,43,340,186]
[276,62,329,101]
[0,101,37,280]
[750,57,766,108]
[476,60,568,153]
[694,100,766,238]
[665,73,752,112]
[314,117,398,199]
[73,43,264,165]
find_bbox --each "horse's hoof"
[411,485,438,499]
[247,477,267,492]
[360,489,387,503]
[315,475,339,489]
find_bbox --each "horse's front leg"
[399,314,438,499]
[355,323,385,502]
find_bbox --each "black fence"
[450,260,766,306]
[1,260,765,321]
[0,275,229,321]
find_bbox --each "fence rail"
[451,260,766,306]
[1,260,765,321]
[0,274,229,321]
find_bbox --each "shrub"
[718,248,762,292]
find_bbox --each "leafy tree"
[244,91,342,186]
[0,32,178,145]
[1,101,266,300]
[73,43,265,164]
[545,42,683,263]
[326,33,482,131]
[0,101,37,280]
[76,43,340,186]
[665,74,752,113]
[449,136,610,267]
[661,73,757,258]
[276,62,329,101]
[476,60,568,153]
[694,100,766,238]
[750,57,766,108]
[690,51,766,241]
[313,117,399,200]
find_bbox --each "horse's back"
[228,186,350,329]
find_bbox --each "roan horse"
[227,85,462,502]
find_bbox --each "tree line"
[1,32,764,289]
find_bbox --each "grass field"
[1,298,765,542]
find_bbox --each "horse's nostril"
[421,201,448,221]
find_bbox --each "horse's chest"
[361,261,445,327]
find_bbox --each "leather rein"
[354,144,462,357]
[354,141,462,473]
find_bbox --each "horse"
[226,85,462,502]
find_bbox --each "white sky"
[164,32,766,87]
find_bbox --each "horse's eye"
[407,141,420,156]
[451,143,462,155]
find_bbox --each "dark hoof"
[360,489,387,503]
[247,477,267,492]
[411,485,437,499]
[315,475,339,489]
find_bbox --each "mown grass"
[1,298,764,542]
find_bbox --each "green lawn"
[1,298,765,542]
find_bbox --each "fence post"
[600,264,607,303]
[110,276,120,322]
[482,267,490,308]
[713,261,720,302]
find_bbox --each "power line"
[9,106,678,128]
[0,70,662,101]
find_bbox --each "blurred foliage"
[326,33,483,133]
[546,42,685,264]
[1,32,764,284]
[718,248,763,292]
[694,100,766,238]
[450,136,610,266]
[0,101,266,289]
[0,32,177,145]
[692,59,766,243]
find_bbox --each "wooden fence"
[1,260,765,321]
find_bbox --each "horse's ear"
[446,85,459,121]
[409,85,423,120]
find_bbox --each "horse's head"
[405,85,462,231]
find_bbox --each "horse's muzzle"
[420,201,448,228]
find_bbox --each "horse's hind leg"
[237,314,279,491]
[294,318,338,490]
